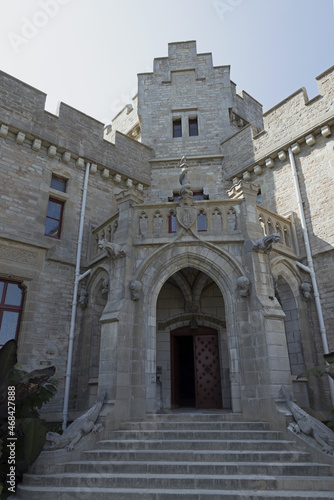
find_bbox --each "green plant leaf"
[0,340,17,396]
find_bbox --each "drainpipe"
[62,162,91,430]
[288,147,334,404]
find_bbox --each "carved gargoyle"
[44,392,106,451]
[252,233,280,253]
[98,239,125,259]
[279,386,334,455]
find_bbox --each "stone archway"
[133,241,245,414]
[156,266,231,410]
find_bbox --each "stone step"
[94,438,296,451]
[107,429,283,440]
[82,448,313,463]
[14,485,334,500]
[121,420,271,430]
[63,459,332,476]
[21,472,334,491]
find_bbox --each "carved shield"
[176,206,197,229]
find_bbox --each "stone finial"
[130,280,142,301]
[252,233,280,253]
[300,282,312,301]
[237,276,251,297]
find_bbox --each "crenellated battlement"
[0,71,152,186]
[222,65,334,181]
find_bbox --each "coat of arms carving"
[176,206,197,229]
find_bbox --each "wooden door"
[171,327,222,409]
[194,333,222,409]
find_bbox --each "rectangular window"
[197,211,207,231]
[51,175,67,192]
[173,119,182,138]
[0,280,24,347]
[189,117,198,136]
[168,213,177,233]
[45,197,64,239]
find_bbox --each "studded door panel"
[194,334,222,409]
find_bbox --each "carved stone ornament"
[98,239,125,259]
[176,206,197,230]
[130,280,142,301]
[279,386,334,455]
[237,276,251,297]
[45,392,106,451]
[78,289,89,308]
[300,282,312,301]
[252,233,281,253]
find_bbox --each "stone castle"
[1,40,334,429]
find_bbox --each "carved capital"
[78,289,89,308]
[300,282,312,301]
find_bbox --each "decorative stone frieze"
[305,134,316,146]
[62,152,71,163]
[321,125,331,137]
[0,124,9,137]
[265,158,274,169]
[32,138,42,151]
[102,169,109,179]
[243,171,251,181]
[48,145,57,157]
[114,174,121,183]
[291,143,300,154]
[16,131,25,144]
[253,165,262,176]
[90,163,97,174]
[76,158,85,169]
[278,150,286,161]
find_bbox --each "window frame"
[0,280,24,347]
[45,197,65,239]
[172,118,182,138]
[188,116,198,136]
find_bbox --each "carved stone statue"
[101,278,109,296]
[279,386,334,455]
[237,276,251,297]
[45,392,106,451]
[178,156,193,206]
[252,233,281,253]
[130,280,142,301]
[98,239,125,259]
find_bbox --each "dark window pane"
[0,282,4,301]
[45,218,60,238]
[51,176,67,192]
[189,118,198,136]
[5,283,22,306]
[169,213,177,233]
[0,311,19,344]
[47,200,63,219]
[197,213,207,231]
[173,119,182,138]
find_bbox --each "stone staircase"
[15,412,334,499]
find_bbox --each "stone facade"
[0,41,333,426]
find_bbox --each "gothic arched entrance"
[156,266,231,410]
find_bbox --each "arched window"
[168,211,177,233]
[197,210,207,231]
[0,280,24,347]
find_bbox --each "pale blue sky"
[1,0,333,124]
